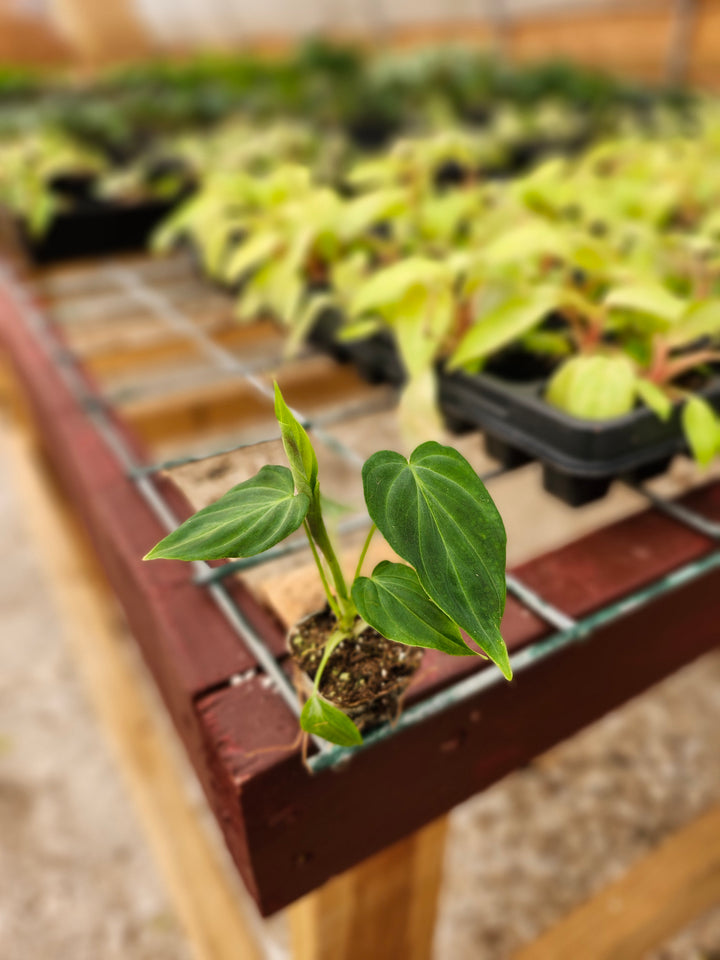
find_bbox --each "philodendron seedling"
[145,384,510,747]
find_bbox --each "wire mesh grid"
[7,253,720,772]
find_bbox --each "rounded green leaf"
[144,464,309,561]
[300,695,363,747]
[682,396,719,468]
[362,443,510,678]
[547,355,637,420]
[352,561,473,656]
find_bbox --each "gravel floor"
[0,423,190,960]
[438,649,720,959]
[2,410,720,960]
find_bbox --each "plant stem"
[662,349,720,383]
[303,520,342,621]
[306,499,351,610]
[312,627,349,694]
[353,523,377,582]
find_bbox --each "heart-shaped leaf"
[300,695,363,746]
[362,442,510,678]
[144,464,309,561]
[352,561,473,656]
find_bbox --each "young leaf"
[635,379,672,421]
[273,383,318,497]
[362,443,510,678]
[349,258,448,317]
[391,285,454,378]
[339,188,407,241]
[224,230,280,282]
[667,301,720,348]
[448,288,560,370]
[682,397,719,468]
[547,355,637,420]
[604,283,685,327]
[284,293,335,358]
[144,464,309,560]
[337,318,382,342]
[352,561,473,656]
[300,695,363,747]
[482,221,569,267]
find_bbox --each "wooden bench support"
[290,817,448,960]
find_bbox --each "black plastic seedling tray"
[307,313,720,506]
[439,368,720,506]
[19,196,187,265]
[309,309,407,386]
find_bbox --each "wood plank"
[1,419,265,960]
[121,377,277,445]
[513,801,720,960]
[79,323,274,377]
[119,354,388,448]
[290,817,448,960]
[0,280,283,690]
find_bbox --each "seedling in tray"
[145,384,510,748]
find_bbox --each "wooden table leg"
[289,816,448,960]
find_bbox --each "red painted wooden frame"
[2,277,719,915]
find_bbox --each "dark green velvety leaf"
[300,695,363,746]
[362,442,510,678]
[144,464,309,561]
[352,561,473,656]
[274,382,318,497]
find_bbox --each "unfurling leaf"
[300,695,363,747]
[274,382,318,497]
[362,442,510,678]
[352,561,473,656]
[143,464,309,560]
